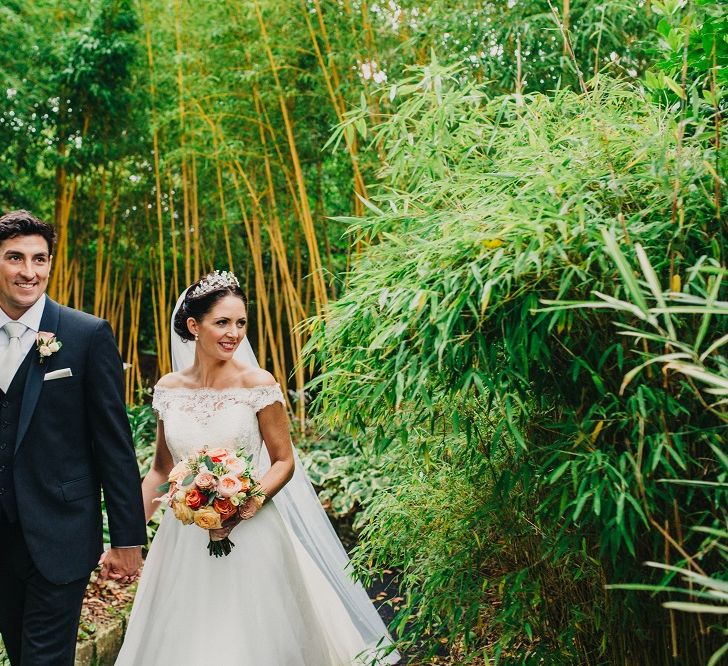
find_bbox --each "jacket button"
[0,443,6,450]
[0,465,5,472]
[0,488,5,496]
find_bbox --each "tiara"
[189,270,240,298]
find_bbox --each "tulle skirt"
[115,504,384,665]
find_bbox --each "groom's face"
[0,234,52,319]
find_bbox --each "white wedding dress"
[115,384,397,665]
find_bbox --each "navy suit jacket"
[13,297,146,584]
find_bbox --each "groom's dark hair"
[0,209,57,255]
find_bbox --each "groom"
[0,210,147,665]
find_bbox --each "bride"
[114,271,399,665]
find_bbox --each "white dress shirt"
[0,294,47,379]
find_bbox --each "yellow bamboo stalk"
[174,0,192,287]
[167,171,180,298]
[253,0,328,311]
[93,169,107,316]
[143,0,170,375]
[125,274,143,404]
[229,164,288,395]
[98,178,120,320]
[302,0,369,207]
[191,152,201,280]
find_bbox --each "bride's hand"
[239,495,265,520]
[209,516,240,541]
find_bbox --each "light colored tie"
[0,322,28,393]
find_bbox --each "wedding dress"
[115,383,397,665]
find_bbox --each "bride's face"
[191,294,247,360]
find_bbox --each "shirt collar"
[0,294,47,333]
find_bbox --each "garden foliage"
[306,58,726,662]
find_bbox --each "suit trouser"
[0,522,89,666]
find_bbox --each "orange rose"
[213,497,237,521]
[185,489,204,509]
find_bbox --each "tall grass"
[306,64,726,662]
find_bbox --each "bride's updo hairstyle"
[173,270,248,342]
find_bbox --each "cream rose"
[217,473,243,498]
[171,501,195,525]
[194,506,222,530]
[48,341,61,353]
[168,460,191,484]
[222,456,246,476]
[39,346,52,357]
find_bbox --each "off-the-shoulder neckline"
[154,384,281,393]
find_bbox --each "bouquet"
[158,446,265,557]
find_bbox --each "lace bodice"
[152,385,285,467]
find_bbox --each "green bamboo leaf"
[695,274,723,352]
[662,602,728,614]
[664,362,728,389]
[699,331,728,362]
[707,643,728,666]
[620,352,692,394]
[662,74,687,99]
[600,227,650,315]
[635,243,676,339]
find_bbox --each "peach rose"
[171,501,195,525]
[194,471,216,491]
[185,489,204,509]
[217,474,243,498]
[194,506,222,530]
[206,447,229,463]
[239,477,252,492]
[169,460,191,484]
[212,497,237,521]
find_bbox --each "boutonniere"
[36,331,62,364]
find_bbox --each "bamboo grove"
[2,0,727,663]
[1,0,656,411]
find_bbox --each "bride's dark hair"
[173,274,248,342]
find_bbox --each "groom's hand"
[98,546,142,583]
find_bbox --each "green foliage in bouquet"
[305,58,726,663]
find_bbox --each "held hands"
[98,546,143,584]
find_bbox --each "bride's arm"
[256,402,295,500]
[141,420,174,523]
[210,402,293,538]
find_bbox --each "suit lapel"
[16,297,61,453]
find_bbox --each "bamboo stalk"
[253,0,328,312]
[145,0,169,371]
[174,0,192,288]
[93,169,107,316]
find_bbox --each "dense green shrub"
[306,63,726,663]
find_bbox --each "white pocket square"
[44,368,73,381]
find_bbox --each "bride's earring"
[194,333,199,341]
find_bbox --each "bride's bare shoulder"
[238,365,276,388]
[155,371,193,389]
